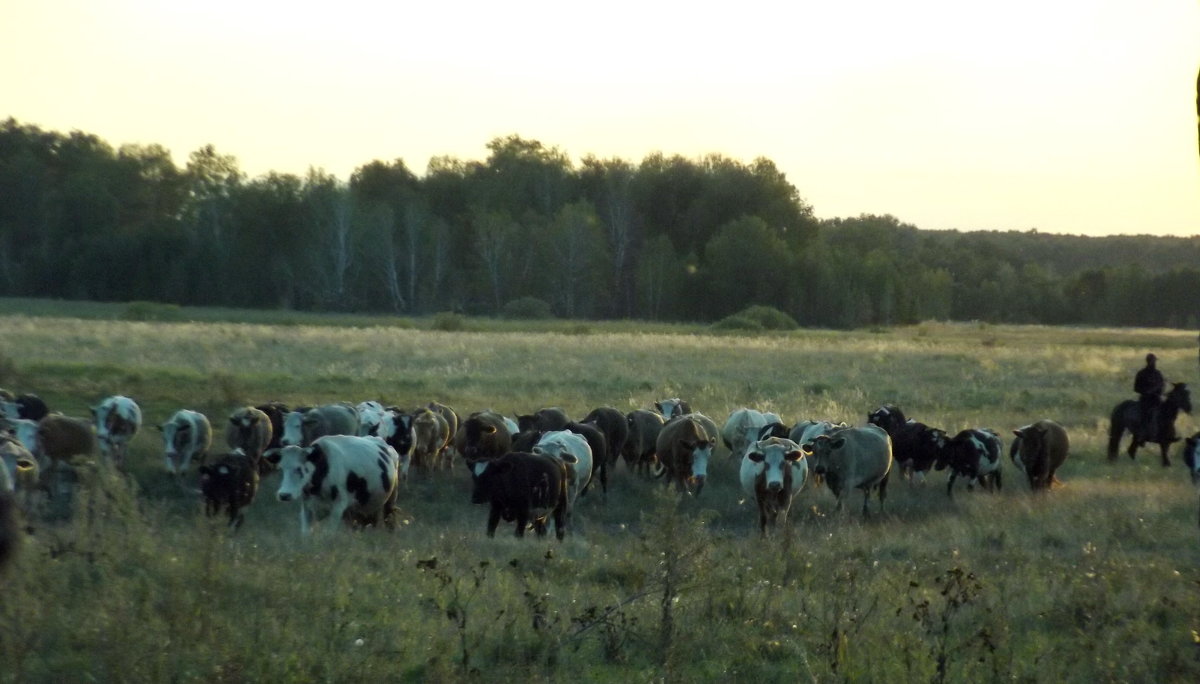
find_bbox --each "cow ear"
[229,416,239,426]
[15,457,36,471]
[748,451,765,463]
[264,448,281,465]
[1012,429,1023,438]
[785,450,802,462]
[800,443,813,456]
[830,437,846,450]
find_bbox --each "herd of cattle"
[1,388,1198,565]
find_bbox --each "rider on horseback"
[1134,353,1165,442]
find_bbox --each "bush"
[501,297,553,320]
[711,306,798,332]
[431,312,467,332]
[121,301,184,322]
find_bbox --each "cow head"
[468,456,514,504]
[745,438,804,493]
[655,398,690,420]
[679,435,715,495]
[266,444,328,502]
[800,434,845,476]
[280,411,305,447]
[867,405,906,435]
[157,414,194,474]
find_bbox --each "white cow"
[91,395,142,466]
[266,434,399,535]
[532,430,592,509]
[355,401,388,437]
[280,404,360,447]
[156,409,213,476]
[740,437,809,536]
[721,408,771,460]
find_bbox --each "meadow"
[1,300,1199,683]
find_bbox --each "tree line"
[1,117,1197,329]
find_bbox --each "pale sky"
[3,0,1199,236]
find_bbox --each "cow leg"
[486,506,501,538]
[1160,443,1172,468]
[553,502,566,541]
[946,472,957,499]
[514,509,529,538]
[298,501,313,535]
[994,469,1002,492]
[532,517,547,538]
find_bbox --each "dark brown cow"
[623,409,665,475]
[254,402,291,451]
[655,415,715,495]
[454,411,513,463]
[469,451,569,540]
[517,407,571,433]
[583,406,629,468]
[1012,420,1069,491]
[226,406,274,470]
[199,450,260,530]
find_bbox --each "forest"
[1,117,1198,329]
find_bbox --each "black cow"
[866,405,907,436]
[254,402,291,451]
[565,421,608,496]
[1,393,49,422]
[891,421,947,482]
[469,451,569,540]
[199,450,260,530]
[516,407,571,433]
[582,406,629,468]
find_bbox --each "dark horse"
[1108,382,1192,466]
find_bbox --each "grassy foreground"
[1,303,1199,682]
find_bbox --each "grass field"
[1,300,1199,682]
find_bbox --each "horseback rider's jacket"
[1134,365,1164,398]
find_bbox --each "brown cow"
[411,408,450,470]
[655,415,715,495]
[454,411,513,464]
[623,409,664,476]
[1011,420,1069,491]
[225,406,274,465]
[469,451,570,540]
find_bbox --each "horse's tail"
[1107,402,1128,461]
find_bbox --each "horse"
[1107,382,1192,466]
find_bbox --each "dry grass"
[1,305,1199,682]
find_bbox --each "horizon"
[3,0,1199,237]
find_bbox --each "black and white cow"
[91,395,142,466]
[936,428,1003,497]
[0,393,49,422]
[355,401,389,437]
[156,409,213,476]
[469,451,569,540]
[654,398,692,421]
[266,435,399,535]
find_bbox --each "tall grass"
[1,302,1198,681]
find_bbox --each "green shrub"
[736,305,799,330]
[501,297,554,320]
[710,315,763,332]
[121,301,184,322]
[431,311,467,332]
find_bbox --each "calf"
[198,450,259,530]
[740,437,809,536]
[655,415,716,495]
[454,411,513,463]
[157,409,213,476]
[1011,420,1069,491]
[936,428,1003,498]
[623,409,664,475]
[91,395,142,466]
[469,451,569,540]
[411,408,450,470]
[266,434,399,535]
[280,403,360,448]
[802,424,893,516]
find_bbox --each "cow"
[0,434,38,512]
[377,408,414,468]
[890,421,947,484]
[802,424,893,516]
[14,414,96,471]
[1184,433,1200,528]
[469,451,569,540]
[936,428,1003,497]
[867,405,907,436]
[517,407,571,433]
[532,430,593,513]
[654,398,692,421]
[721,408,772,460]
[565,421,608,496]
[623,409,665,475]
[655,415,716,495]
[582,406,629,468]
[254,402,290,451]
[454,411,513,464]
[411,408,451,470]
[1011,420,1069,491]
[740,437,809,536]
[198,450,259,530]
[156,409,213,476]
[426,401,459,461]
[355,401,389,437]
[0,484,17,573]
[280,403,360,448]
[225,406,274,468]
[0,393,49,422]
[266,434,400,535]
[757,421,792,441]
[91,395,142,466]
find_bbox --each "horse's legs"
[1160,442,1172,467]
